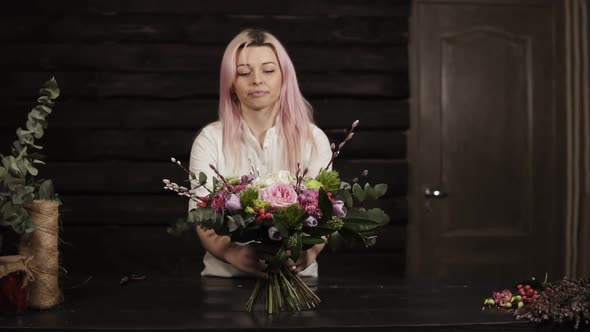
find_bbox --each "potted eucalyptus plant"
[0,77,62,311]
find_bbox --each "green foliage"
[0,78,60,241]
[240,187,259,208]
[352,183,388,203]
[315,169,341,192]
[274,205,305,230]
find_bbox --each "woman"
[189,29,332,278]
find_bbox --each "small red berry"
[517,284,523,289]
[524,285,531,290]
[533,290,538,295]
[265,213,272,218]
[260,209,265,215]
[519,289,526,296]
[522,295,528,301]
[527,289,533,297]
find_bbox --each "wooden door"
[408,0,565,281]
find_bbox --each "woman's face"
[233,46,283,112]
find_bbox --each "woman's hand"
[285,243,324,274]
[223,243,275,279]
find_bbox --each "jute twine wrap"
[18,200,62,309]
[0,255,35,288]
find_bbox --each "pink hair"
[218,29,315,173]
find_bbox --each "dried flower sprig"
[209,163,233,191]
[515,278,590,330]
[162,179,201,202]
[352,169,369,184]
[324,120,359,171]
[165,157,211,193]
[294,162,309,194]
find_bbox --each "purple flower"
[224,194,242,212]
[332,200,347,217]
[298,189,321,218]
[304,216,318,227]
[268,226,282,241]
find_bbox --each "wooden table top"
[2,272,575,332]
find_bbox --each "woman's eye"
[264,70,275,74]
[238,72,250,76]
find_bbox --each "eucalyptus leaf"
[364,183,378,200]
[26,162,38,176]
[38,180,55,200]
[341,217,384,233]
[373,184,388,198]
[352,183,366,203]
[0,77,59,237]
[34,105,52,116]
[340,181,351,191]
[227,215,245,233]
[37,96,54,107]
[39,77,60,99]
[166,218,190,236]
[198,172,208,186]
[336,189,353,209]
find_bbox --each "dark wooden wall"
[0,1,410,278]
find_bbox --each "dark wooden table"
[1,271,583,332]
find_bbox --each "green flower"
[274,204,305,230]
[305,179,323,190]
[326,216,344,230]
[315,170,341,192]
[244,206,256,215]
[253,199,270,210]
[240,187,259,208]
[225,176,240,185]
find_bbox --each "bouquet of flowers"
[483,275,590,330]
[163,121,391,314]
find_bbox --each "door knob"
[424,188,448,198]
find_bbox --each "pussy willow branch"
[324,120,359,171]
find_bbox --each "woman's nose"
[251,70,263,85]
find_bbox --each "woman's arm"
[196,227,270,278]
[189,126,269,278]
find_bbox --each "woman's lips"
[249,91,268,97]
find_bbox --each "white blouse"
[188,120,333,277]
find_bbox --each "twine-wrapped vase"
[18,200,62,309]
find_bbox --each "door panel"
[408,0,564,281]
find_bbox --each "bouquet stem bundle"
[244,265,320,314]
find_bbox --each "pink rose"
[259,183,298,209]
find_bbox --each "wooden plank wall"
[0,0,410,278]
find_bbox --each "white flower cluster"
[251,170,295,188]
